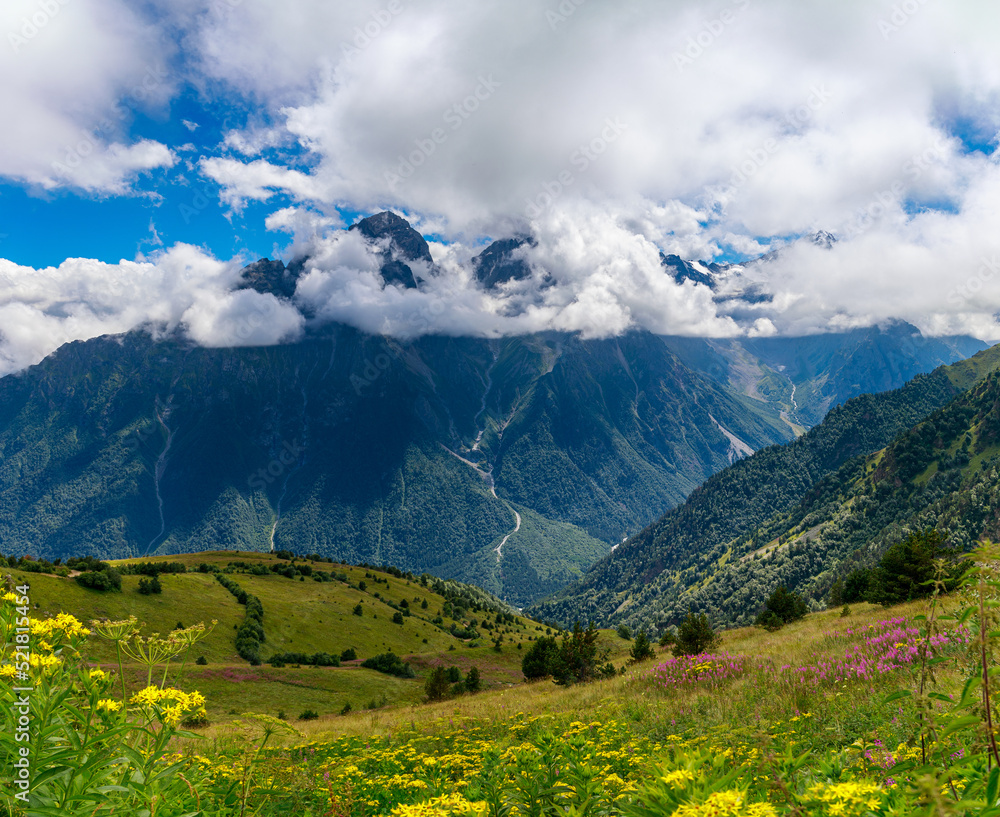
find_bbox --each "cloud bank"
[1,0,999,371]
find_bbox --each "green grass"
[3,551,578,720]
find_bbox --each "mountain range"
[530,344,1000,630]
[0,213,988,606]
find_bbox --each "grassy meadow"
[5,548,1000,816]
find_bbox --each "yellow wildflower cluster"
[96,699,123,713]
[390,793,487,816]
[129,686,207,726]
[673,790,777,816]
[29,652,62,675]
[30,613,90,641]
[806,780,883,816]
[662,769,697,788]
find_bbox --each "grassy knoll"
[2,551,596,721]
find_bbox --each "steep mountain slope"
[0,213,987,605]
[663,323,986,430]
[646,361,1000,630]
[530,344,1000,628]
[0,326,798,605]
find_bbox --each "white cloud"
[200,157,329,208]
[0,241,309,373]
[3,0,1000,358]
[170,0,1000,339]
[0,0,176,192]
[183,289,304,347]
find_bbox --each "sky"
[1,0,1000,375]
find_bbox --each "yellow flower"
[96,699,122,713]
[661,769,696,788]
[674,790,776,816]
[89,668,108,681]
[806,780,884,817]
[30,613,90,640]
[0,664,18,679]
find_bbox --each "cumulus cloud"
[2,0,1000,366]
[0,0,176,192]
[175,0,1000,339]
[0,244,303,375]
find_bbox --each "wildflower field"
[6,545,1000,815]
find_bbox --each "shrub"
[392,611,404,625]
[756,586,808,630]
[361,652,415,678]
[867,529,966,606]
[75,568,122,592]
[340,647,357,661]
[630,631,656,663]
[425,666,451,701]
[616,623,632,640]
[464,666,481,693]
[195,655,208,665]
[340,702,352,716]
[673,611,721,656]
[352,603,363,616]
[137,575,162,595]
[445,666,462,683]
[521,621,602,684]
[298,710,319,721]
[842,568,872,603]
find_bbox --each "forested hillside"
[531,344,1000,629]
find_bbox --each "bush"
[298,710,319,721]
[340,647,357,662]
[867,529,966,606]
[630,631,656,663]
[195,655,207,665]
[392,611,404,625]
[673,611,721,657]
[361,652,415,678]
[521,621,602,684]
[340,702,352,716]
[842,568,872,603]
[352,603,363,616]
[425,666,451,701]
[137,575,162,595]
[75,568,122,592]
[755,586,808,630]
[464,666,481,693]
[616,623,632,640]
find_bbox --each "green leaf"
[883,690,912,703]
[986,765,999,805]
[942,715,981,737]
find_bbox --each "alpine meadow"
[4,2,1000,816]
